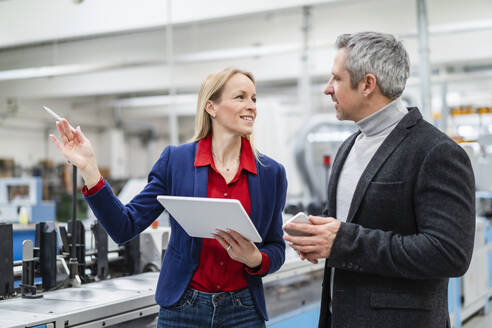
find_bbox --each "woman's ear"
[205,100,216,118]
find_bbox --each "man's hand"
[283,216,341,263]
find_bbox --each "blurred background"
[1,1,492,327]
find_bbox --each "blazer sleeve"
[84,146,172,244]
[252,164,288,277]
[326,141,475,279]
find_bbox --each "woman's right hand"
[50,119,102,188]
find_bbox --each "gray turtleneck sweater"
[330,98,408,307]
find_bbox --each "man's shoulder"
[413,118,460,151]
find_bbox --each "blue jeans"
[157,288,266,328]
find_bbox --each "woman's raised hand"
[50,119,101,188]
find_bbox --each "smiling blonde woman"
[50,67,288,328]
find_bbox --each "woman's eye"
[252,98,256,103]
[236,95,244,99]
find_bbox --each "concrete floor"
[463,299,492,328]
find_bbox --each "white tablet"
[157,196,262,243]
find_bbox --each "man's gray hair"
[335,32,410,99]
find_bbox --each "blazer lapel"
[327,133,359,217]
[191,143,208,261]
[193,166,209,197]
[248,162,262,235]
[346,108,421,222]
[193,142,209,198]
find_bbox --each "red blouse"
[189,134,269,292]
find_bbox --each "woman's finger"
[216,229,239,248]
[212,233,230,250]
[61,119,74,140]
[77,125,87,139]
[49,134,63,151]
[56,121,69,144]
[75,126,84,144]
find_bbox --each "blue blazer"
[84,141,287,320]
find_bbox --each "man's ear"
[360,73,377,96]
[205,100,216,118]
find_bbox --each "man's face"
[324,48,363,122]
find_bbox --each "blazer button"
[347,263,353,269]
[341,262,347,268]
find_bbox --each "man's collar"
[356,98,408,137]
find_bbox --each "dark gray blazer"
[318,107,475,328]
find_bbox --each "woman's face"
[209,73,256,136]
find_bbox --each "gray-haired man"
[284,32,475,327]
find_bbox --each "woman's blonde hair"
[192,67,259,158]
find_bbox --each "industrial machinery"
[453,133,492,326]
[0,177,55,224]
[288,114,356,215]
[0,219,171,327]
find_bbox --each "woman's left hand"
[213,229,262,269]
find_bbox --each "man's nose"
[324,82,334,95]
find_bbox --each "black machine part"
[20,240,42,299]
[67,220,86,281]
[58,225,70,254]
[91,221,109,280]
[35,222,57,290]
[0,223,14,298]
[123,235,141,275]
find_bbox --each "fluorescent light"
[429,20,492,35]
[399,19,492,38]
[0,61,154,81]
[176,43,300,63]
[0,64,110,81]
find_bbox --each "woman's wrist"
[84,175,102,189]
[246,251,262,269]
[81,166,102,189]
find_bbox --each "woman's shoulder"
[161,141,197,156]
[256,153,285,173]
[153,142,198,169]
[174,141,197,152]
